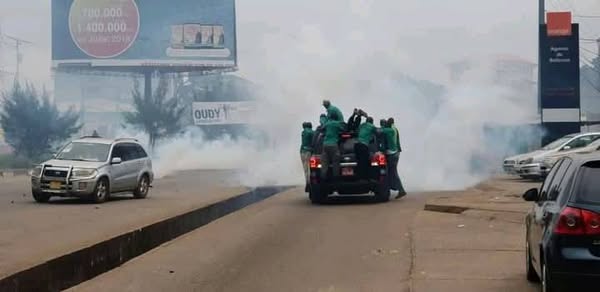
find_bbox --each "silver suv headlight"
[71,168,98,179]
[30,165,43,177]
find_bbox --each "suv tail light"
[310,156,322,169]
[371,153,387,166]
[554,207,600,235]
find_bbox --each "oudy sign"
[192,101,256,125]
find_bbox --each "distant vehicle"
[308,131,390,204]
[523,153,600,291]
[541,139,600,170]
[504,132,600,179]
[30,136,154,204]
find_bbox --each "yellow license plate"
[49,182,62,189]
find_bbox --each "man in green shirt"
[355,116,376,179]
[300,122,315,192]
[383,118,406,198]
[321,112,345,180]
[322,100,344,122]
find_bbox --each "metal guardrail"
[0,169,30,177]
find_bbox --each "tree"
[0,82,81,161]
[124,75,186,150]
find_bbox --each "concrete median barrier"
[0,186,292,292]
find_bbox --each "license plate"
[49,181,62,190]
[342,168,354,176]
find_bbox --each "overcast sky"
[1,0,600,89]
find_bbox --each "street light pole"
[538,0,545,115]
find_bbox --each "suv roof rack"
[114,138,139,142]
[80,135,102,139]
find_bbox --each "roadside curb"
[0,186,292,292]
[424,203,528,215]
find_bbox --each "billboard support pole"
[144,70,152,100]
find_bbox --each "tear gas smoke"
[120,0,540,191]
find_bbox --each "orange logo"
[547,12,572,37]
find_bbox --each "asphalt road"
[70,189,444,292]
[0,170,247,279]
[70,181,540,292]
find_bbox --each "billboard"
[52,0,237,70]
[192,101,256,125]
[539,22,581,145]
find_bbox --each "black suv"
[523,152,600,291]
[308,131,390,204]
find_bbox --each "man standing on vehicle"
[321,112,345,180]
[355,116,376,179]
[377,119,388,152]
[300,122,315,192]
[383,121,407,198]
[323,100,344,122]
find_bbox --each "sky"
[2,0,600,189]
[0,0,599,89]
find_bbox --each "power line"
[2,34,33,82]
[581,46,598,56]
[574,14,600,19]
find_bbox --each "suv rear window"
[574,161,600,204]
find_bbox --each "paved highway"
[70,185,538,292]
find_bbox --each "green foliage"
[123,76,186,150]
[0,82,81,161]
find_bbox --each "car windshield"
[542,137,572,150]
[574,162,600,205]
[55,142,111,162]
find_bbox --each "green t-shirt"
[323,120,345,146]
[327,105,344,122]
[300,128,315,152]
[383,127,399,154]
[357,122,376,145]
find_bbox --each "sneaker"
[395,191,407,199]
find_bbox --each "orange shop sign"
[547,12,572,37]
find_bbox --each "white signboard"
[192,101,256,125]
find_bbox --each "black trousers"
[386,152,405,192]
[322,145,340,180]
[354,143,370,179]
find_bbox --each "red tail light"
[341,134,352,139]
[371,153,387,166]
[554,207,600,235]
[310,156,321,169]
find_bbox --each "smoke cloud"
[136,0,542,191]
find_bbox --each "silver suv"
[30,136,154,203]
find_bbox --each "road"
[0,170,248,279]
[70,184,538,292]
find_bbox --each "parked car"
[30,136,154,203]
[523,152,600,291]
[504,132,600,179]
[542,139,600,171]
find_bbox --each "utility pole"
[538,0,545,115]
[2,34,32,83]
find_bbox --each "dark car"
[308,131,390,204]
[523,152,600,291]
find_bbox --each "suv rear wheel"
[133,174,150,199]
[91,178,109,204]
[32,191,51,203]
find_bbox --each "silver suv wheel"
[134,175,150,199]
[92,179,109,204]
